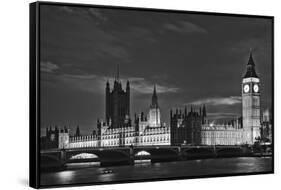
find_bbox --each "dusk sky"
[40,4,272,136]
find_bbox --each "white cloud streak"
[49,73,179,95]
[88,8,107,21]
[40,61,59,73]
[163,21,207,34]
[127,77,179,94]
[188,96,241,106]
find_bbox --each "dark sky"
[40,4,272,136]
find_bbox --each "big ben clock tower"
[242,52,261,144]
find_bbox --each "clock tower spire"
[242,51,261,144]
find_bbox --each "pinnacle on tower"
[244,50,258,78]
[106,79,110,88]
[203,104,207,117]
[151,84,159,108]
[126,80,130,89]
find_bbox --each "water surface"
[40,157,272,186]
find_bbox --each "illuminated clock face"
[253,84,259,93]
[243,84,250,93]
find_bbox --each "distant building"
[170,106,204,145]
[75,126,80,136]
[40,127,59,149]
[261,109,272,143]
[58,128,70,149]
[41,126,70,149]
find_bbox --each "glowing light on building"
[70,153,99,160]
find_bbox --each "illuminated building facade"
[201,119,244,145]
[58,128,70,149]
[147,85,161,127]
[201,52,262,145]
[66,83,170,148]
[42,52,264,149]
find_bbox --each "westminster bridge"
[40,145,255,170]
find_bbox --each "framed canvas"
[29,1,274,188]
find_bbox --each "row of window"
[102,132,170,139]
[202,132,243,138]
[69,136,171,148]
[102,136,170,146]
[71,136,97,142]
[202,140,242,146]
[69,142,98,148]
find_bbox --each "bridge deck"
[41,145,244,154]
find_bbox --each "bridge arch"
[135,150,151,156]
[134,148,178,163]
[134,150,152,163]
[69,153,99,160]
[65,149,131,166]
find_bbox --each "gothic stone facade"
[68,84,170,148]
[105,78,130,128]
[170,106,206,146]
[42,53,263,149]
[241,52,261,144]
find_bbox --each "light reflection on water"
[97,173,115,182]
[55,171,75,184]
[41,157,272,186]
[134,159,151,164]
[66,162,101,169]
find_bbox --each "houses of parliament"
[41,52,272,150]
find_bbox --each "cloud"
[40,61,59,73]
[229,38,269,55]
[206,112,240,121]
[99,43,130,61]
[208,112,239,117]
[127,77,179,94]
[59,6,74,13]
[45,72,179,95]
[62,74,98,80]
[58,73,105,93]
[187,96,241,106]
[59,6,107,22]
[88,8,107,21]
[163,21,207,34]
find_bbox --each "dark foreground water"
[40,157,272,186]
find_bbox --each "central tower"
[242,52,261,144]
[105,65,130,128]
[148,85,161,127]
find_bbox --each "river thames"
[40,157,272,186]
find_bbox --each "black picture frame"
[30,1,274,188]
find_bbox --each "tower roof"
[244,51,258,78]
[151,84,159,108]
